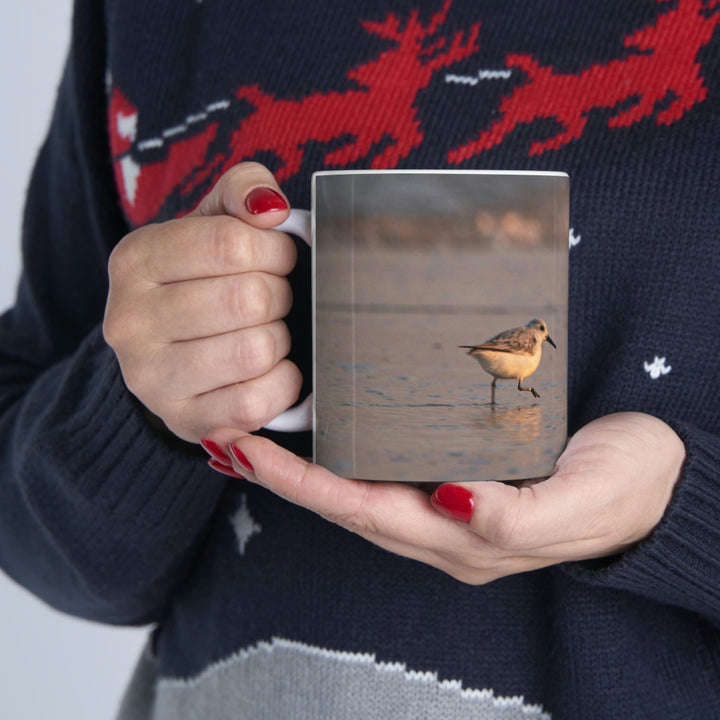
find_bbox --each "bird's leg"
[517,379,540,398]
[491,378,497,405]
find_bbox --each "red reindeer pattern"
[108,0,718,227]
[110,0,479,226]
[183,0,480,192]
[448,0,720,162]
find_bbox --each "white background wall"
[0,4,147,718]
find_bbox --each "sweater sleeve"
[0,0,225,625]
[564,420,720,628]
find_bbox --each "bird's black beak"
[546,335,557,349]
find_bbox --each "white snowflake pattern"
[644,356,672,379]
[569,228,581,248]
[229,494,262,555]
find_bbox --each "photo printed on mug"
[312,170,569,483]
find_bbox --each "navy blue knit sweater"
[1,1,719,718]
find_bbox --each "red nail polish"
[431,484,475,523]
[208,458,246,480]
[245,186,288,214]
[201,439,232,467]
[228,444,255,474]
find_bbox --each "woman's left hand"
[203,412,685,584]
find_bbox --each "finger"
[146,272,293,341]
[116,215,298,285]
[190,161,291,229]
[154,320,291,397]
[434,476,614,560]
[223,433,475,553]
[185,358,303,435]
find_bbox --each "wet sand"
[314,246,567,482]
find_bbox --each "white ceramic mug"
[266,170,569,483]
[263,207,313,433]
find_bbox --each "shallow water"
[315,294,567,483]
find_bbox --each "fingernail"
[228,444,255,474]
[431,484,475,523]
[208,458,246,480]
[200,438,232,467]
[245,186,288,214]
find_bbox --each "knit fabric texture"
[1,1,719,718]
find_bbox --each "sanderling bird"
[459,318,556,404]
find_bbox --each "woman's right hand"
[103,162,302,442]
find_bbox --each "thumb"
[431,479,571,552]
[190,161,290,229]
[431,481,529,546]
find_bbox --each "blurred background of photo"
[0,3,147,718]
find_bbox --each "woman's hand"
[204,412,685,584]
[103,162,302,442]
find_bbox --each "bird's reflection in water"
[472,402,543,444]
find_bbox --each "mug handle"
[263,209,313,433]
